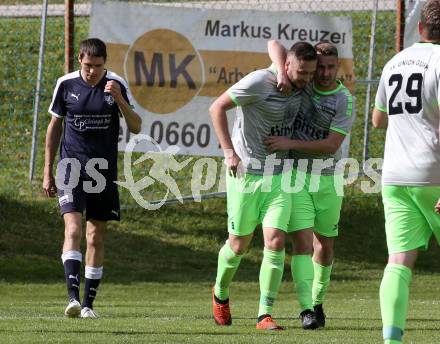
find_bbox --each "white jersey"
[375,42,440,185]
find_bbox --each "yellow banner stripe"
[106,43,355,97]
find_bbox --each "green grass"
[3,190,440,284]
[4,186,440,342]
[1,278,440,343]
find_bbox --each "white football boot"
[81,307,99,318]
[64,299,81,318]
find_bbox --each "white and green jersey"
[375,42,440,185]
[290,80,355,175]
[227,68,302,175]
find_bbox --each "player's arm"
[43,116,63,197]
[264,131,345,154]
[267,40,291,94]
[105,80,142,134]
[372,108,388,129]
[209,92,241,176]
[294,91,356,154]
[372,72,388,129]
[265,91,354,154]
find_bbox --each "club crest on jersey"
[104,93,115,106]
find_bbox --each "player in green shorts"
[265,41,355,329]
[209,42,317,330]
[372,1,440,342]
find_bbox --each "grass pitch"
[2,195,440,343]
[1,278,440,343]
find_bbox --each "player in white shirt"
[372,1,440,342]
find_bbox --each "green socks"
[215,243,285,318]
[380,264,412,343]
[258,248,285,317]
[291,254,314,311]
[312,260,332,306]
[214,242,243,301]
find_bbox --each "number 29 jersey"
[375,42,440,186]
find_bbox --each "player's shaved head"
[79,38,107,62]
[421,0,440,40]
[284,42,317,88]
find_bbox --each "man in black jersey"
[43,38,141,318]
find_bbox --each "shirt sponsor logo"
[293,115,328,140]
[72,114,112,131]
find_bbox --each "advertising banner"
[90,0,354,156]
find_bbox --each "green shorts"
[226,172,291,236]
[382,185,440,254]
[288,168,343,237]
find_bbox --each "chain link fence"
[0,0,397,208]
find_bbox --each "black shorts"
[57,175,120,222]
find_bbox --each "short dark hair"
[287,42,317,61]
[421,0,440,40]
[79,38,107,61]
[314,42,338,58]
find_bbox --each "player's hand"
[435,199,440,214]
[277,72,292,95]
[43,173,57,197]
[224,149,242,178]
[264,136,292,152]
[105,80,123,103]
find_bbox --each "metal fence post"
[29,0,49,182]
[362,0,379,173]
[65,0,74,73]
[396,0,405,52]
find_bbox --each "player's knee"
[86,230,104,248]
[228,240,248,255]
[64,225,81,242]
[291,229,313,254]
[314,237,334,257]
[293,239,313,254]
[265,236,285,251]
[230,243,247,255]
[319,249,334,264]
[314,239,323,251]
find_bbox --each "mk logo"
[134,52,196,89]
[71,93,80,101]
[126,29,202,113]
